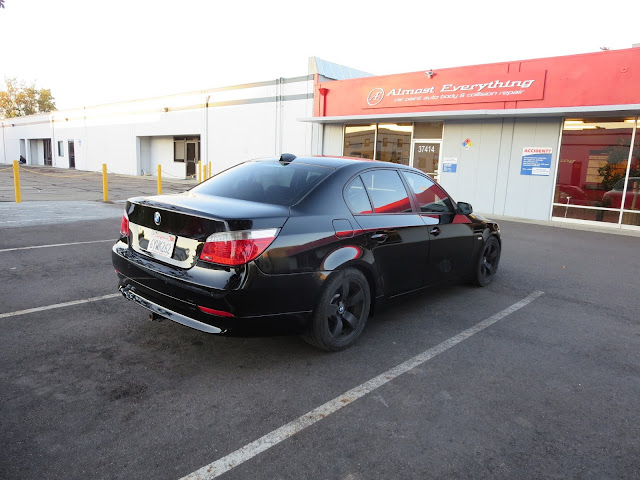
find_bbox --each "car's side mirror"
[457,202,473,215]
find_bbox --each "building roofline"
[318,47,640,87]
[1,74,315,120]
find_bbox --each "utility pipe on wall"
[1,121,7,165]
[204,95,210,180]
[279,78,284,155]
[274,78,280,156]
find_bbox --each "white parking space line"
[0,294,121,319]
[181,290,545,480]
[0,239,114,253]
[0,217,103,225]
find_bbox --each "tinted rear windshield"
[190,161,334,206]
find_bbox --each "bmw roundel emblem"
[154,211,161,226]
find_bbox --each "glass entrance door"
[44,139,52,166]
[68,140,75,169]
[411,141,441,180]
[186,141,198,177]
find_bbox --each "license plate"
[146,230,176,259]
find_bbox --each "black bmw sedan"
[113,154,501,351]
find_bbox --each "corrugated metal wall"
[440,118,562,220]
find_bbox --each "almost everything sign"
[364,71,546,109]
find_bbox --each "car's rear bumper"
[119,283,223,333]
[112,240,323,333]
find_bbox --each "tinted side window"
[360,170,413,214]
[345,177,373,214]
[402,171,455,224]
[402,171,454,213]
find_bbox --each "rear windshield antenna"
[279,153,297,164]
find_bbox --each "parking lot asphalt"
[1,187,639,479]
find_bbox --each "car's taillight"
[200,228,279,266]
[120,211,130,237]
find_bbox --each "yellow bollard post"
[208,162,212,179]
[198,161,202,183]
[102,164,109,202]
[157,164,162,194]
[13,160,21,203]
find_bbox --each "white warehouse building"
[0,58,368,178]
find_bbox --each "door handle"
[429,227,441,236]
[370,233,388,243]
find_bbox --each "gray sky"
[1,0,638,110]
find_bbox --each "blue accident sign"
[442,157,457,173]
[521,147,552,176]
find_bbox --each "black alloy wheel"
[474,236,501,287]
[303,268,371,351]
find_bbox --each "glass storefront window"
[554,117,637,224]
[622,118,640,226]
[622,210,640,227]
[413,122,443,139]
[344,125,375,159]
[375,123,412,165]
[344,122,445,176]
[551,205,620,223]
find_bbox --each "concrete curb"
[480,212,640,237]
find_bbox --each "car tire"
[473,236,501,287]
[303,268,371,351]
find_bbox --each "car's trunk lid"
[126,192,290,269]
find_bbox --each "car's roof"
[253,154,398,170]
